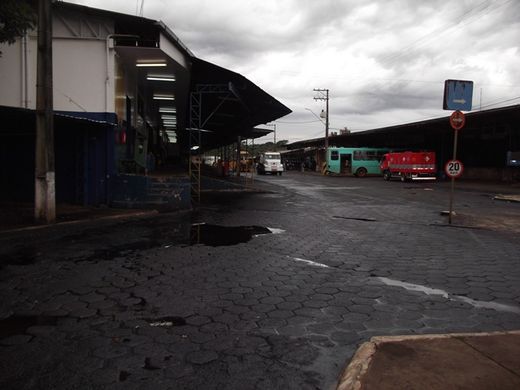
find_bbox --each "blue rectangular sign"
[443,79,473,111]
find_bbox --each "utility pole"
[313,89,329,149]
[266,123,276,147]
[35,0,56,223]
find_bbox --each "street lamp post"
[313,89,329,150]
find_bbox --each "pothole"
[0,315,60,339]
[189,223,272,246]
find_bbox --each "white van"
[257,152,284,175]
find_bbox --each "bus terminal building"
[285,104,520,182]
[0,1,290,210]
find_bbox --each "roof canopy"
[56,2,291,152]
[287,105,520,150]
[183,58,291,151]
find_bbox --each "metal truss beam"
[189,83,241,206]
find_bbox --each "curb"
[0,210,159,235]
[494,194,520,203]
[336,330,520,390]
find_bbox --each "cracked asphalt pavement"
[1,173,519,389]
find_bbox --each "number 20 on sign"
[445,159,464,178]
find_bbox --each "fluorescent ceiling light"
[136,61,166,67]
[153,95,175,100]
[159,107,176,113]
[161,115,176,120]
[147,75,175,82]
[186,127,213,133]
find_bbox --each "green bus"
[326,147,390,177]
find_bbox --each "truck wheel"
[355,167,368,177]
[383,171,391,181]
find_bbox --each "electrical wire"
[279,0,515,87]
[379,0,513,68]
[275,119,322,124]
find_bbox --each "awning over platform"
[287,105,520,150]
[184,58,292,151]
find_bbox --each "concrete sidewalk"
[337,330,520,390]
[0,202,159,233]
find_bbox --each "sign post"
[443,79,473,224]
[445,158,464,223]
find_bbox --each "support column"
[236,136,241,177]
[35,0,55,223]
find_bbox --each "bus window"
[331,150,339,160]
[354,150,367,160]
[366,151,379,160]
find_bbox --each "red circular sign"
[445,159,464,178]
[450,110,465,130]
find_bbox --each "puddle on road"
[0,315,59,339]
[189,223,272,246]
[2,222,278,266]
[377,277,449,298]
[2,248,41,267]
[77,223,275,259]
[377,276,520,314]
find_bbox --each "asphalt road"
[1,172,519,389]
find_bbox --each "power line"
[380,0,514,68]
[275,119,322,124]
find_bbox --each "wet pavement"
[0,173,519,389]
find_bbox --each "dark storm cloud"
[69,0,520,140]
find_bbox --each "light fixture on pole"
[313,89,329,150]
[304,108,325,124]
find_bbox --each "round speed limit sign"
[445,159,464,178]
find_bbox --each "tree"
[0,0,36,56]
[242,140,289,156]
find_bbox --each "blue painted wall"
[110,174,191,210]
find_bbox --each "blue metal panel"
[443,80,473,111]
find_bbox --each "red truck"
[380,151,437,181]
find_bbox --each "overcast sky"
[68,0,520,144]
